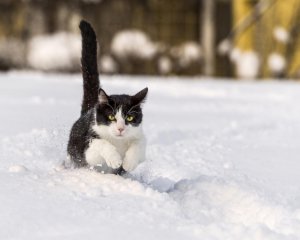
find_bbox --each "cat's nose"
[118,127,124,133]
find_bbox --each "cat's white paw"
[123,151,140,172]
[105,151,122,169]
[123,141,145,172]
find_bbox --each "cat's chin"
[114,135,123,138]
[112,134,126,139]
[112,132,133,140]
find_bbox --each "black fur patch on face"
[95,102,114,125]
[95,90,147,126]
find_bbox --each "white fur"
[87,108,146,172]
[123,139,145,171]
[85,139,122,169]
[115,107,125,136]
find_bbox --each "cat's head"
[93,88,148,139]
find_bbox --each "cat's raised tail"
[79,20,100,116]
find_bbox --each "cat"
[67,20,148,175]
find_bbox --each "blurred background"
[0,0,300,79]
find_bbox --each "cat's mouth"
[115,133,124,138]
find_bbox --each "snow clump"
[171,42,202,67]
[27,32,81,71]
[273,26,290,43]
[268,53,286,74]
[8,165,28,173]
[111,30,158,59]
[231,49,260,79]
[218,39,232,55]
[100,55,118,73]
[158,56,172,74]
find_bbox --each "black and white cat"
[67,20,148,174]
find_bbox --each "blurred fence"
[225,0,300,79]
[0,0,232,77]
[1,0,300,79]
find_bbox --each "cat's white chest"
[108,138,130,158]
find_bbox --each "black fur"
[67,110,96,167]
[79,20,99,116]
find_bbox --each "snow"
[158,56,172,74]
[100,55,118,73]
[170,42,202,67]
[274,27,290,43]
[111,30,158,59]
[27,32,81,71]
[229,47,241,62]
[232,50,260,79]
[8,165,28,173]
[268,53,286,73]
[217,39,232,55]
[1,72,300,240]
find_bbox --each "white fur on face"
[114,107,126,137]
[94,107,143,140]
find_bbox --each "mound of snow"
[218,39,232,55]
[27,32,81,71]
[273,27,290,43]
[100,54,118,73]
[171,177,299,237]
[111,30,158,59]
[171,42,202,67]
[158,56,172,74]
[268,53,286,73]
[232,50,260,79]
[8,165,28,173]
[0,128,65,171]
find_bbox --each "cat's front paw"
[123,142,145,172]
[105,151,122,169]
[122,155,139,172]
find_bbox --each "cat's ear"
[98,88,109,104]
[132,87,148,105]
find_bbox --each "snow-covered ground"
[1,72,300,240]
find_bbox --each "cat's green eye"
[108,114,115,121]
[126,116,134,122]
